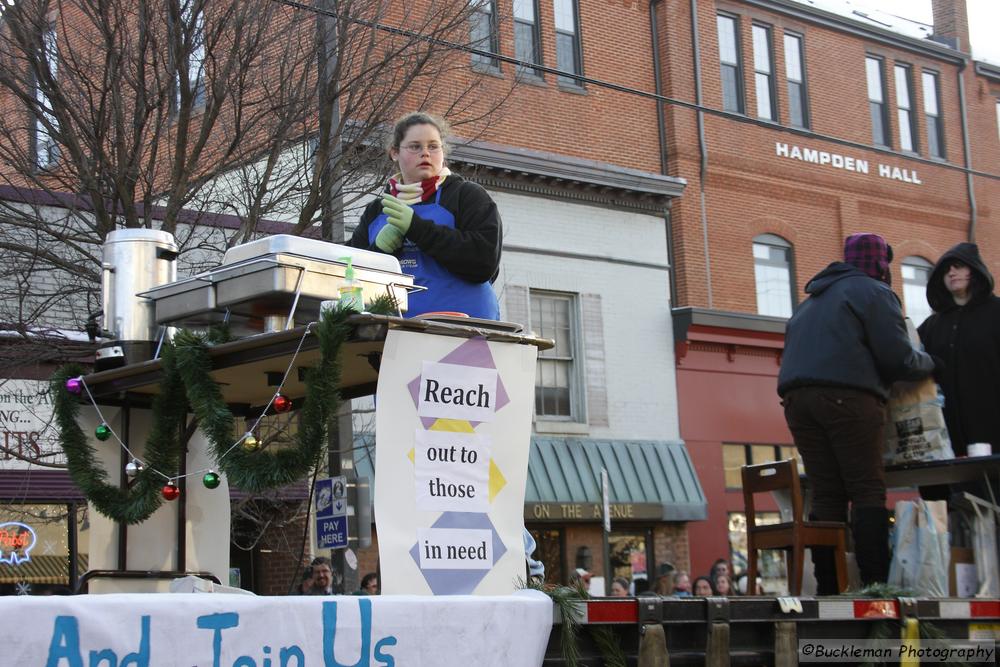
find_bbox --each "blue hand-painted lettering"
[197,612,240,667]
[45,615,149,667]
[322,600,397,667]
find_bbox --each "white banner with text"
[0,591,552,666]
[374,330,537,595]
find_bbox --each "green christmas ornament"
[203,471,221,489]
[95,424,112,441]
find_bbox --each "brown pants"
[782,386,888,521]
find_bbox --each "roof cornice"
[449,139,687,200]
[975,61,1000,81]
[742,0,967,65]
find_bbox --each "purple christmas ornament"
[65,377,83,395]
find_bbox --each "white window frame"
[513,0,542,77]
[553,0,582,87]
[866,56,890,147]
[174,0,206,113]
[469,0,500,71]
[33,22,59,170]
[894,63,917,153]
[717,13,744,114]
[901,256,933,327]
[530,291,585,424]
[783,32,808,128]
[752,234,795,318]
[752,23,776,121]
[922,70,945,159]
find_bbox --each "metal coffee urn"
[95,229,178,371]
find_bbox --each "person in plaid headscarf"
[777,233,935,593]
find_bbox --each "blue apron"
[368,188,500,319]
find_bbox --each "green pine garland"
[173,306,350,491]
[52,359,185,524]
[54,298,397,524]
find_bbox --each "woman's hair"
[713,574,733,595]
[361,572,378,588]
[693,576,714,594]
[612,576,630,591]
[388,111,452,155]
[653,573,674,595]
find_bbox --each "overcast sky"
[857,0,1000,65]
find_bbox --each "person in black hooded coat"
[918,243,1000,457]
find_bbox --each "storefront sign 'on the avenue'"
[775,141,923,185]
[525,502,664,521]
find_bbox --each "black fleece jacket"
[778,262,934,399]
[348,174,502,284]
[918,243,1000,453]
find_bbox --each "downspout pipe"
[690,0,713,307]
[956,59,977,242]
[649,0,678,307]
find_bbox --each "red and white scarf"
[388,167,451,205]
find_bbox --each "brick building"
[654,0,1000,583]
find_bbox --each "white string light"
[72,322,316,485]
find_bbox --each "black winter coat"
[917,243,1000,455]
[778,262,934,399]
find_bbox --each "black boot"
[811,546,840,595]
[852,506,890,586]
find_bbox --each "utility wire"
[267,0,1000,183]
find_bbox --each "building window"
[752,24,776,121]
[729,511,786,594]
[514,0,542,77]
[33,23,59,169]
[894,64,917,153]
[609,530,652,594]
[901,257,933,326]
[723,443,797,490]
[783,32,809,128]
[174,0,206,111]
[717,14,744,113]
[866,56,890,147]
[922,71,944,159]
[0,503,89,595]
[469,0,499,70]
[553,0,581,86]
[752,234,795,318]
[531,291,580,420]
[527,527,564,585]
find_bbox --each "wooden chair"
[741,459,848,596]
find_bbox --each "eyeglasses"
[401,143,443,154]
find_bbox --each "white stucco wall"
[491,189,680,442]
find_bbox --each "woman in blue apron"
[348,112,501,320]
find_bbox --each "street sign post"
[315,475,349,550]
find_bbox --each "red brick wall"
[656,0,994,311]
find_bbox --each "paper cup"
[967,443,992,457]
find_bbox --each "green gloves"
[375,224,405,253]
[381,193,415,234]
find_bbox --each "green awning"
[526,438,707,521]
[354,435,706,521]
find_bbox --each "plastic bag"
[883,379,954,463]
[888,499,950,597]
[970,502,1000,597]
[883,318,953,464]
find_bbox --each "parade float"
[1,229,554,666]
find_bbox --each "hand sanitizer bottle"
[338,257,364,313]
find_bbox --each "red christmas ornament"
[162,482,180,501]
[273,394,292,413]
